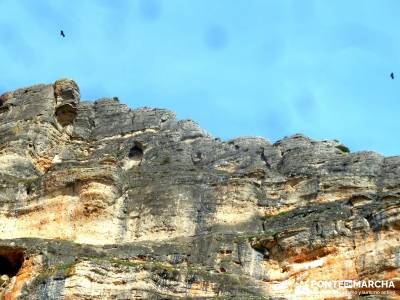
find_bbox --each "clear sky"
[1,0,399,156]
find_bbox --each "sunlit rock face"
[0,80,399,299]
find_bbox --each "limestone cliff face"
[0,79,399,299]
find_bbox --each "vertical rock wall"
[0,80,399,299]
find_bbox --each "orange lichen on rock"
[3,254,42,300]
[35,156,53,173]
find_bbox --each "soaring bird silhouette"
[390,72,394,80]
[60,30,65,38]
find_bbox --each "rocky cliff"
[0,79,399,299]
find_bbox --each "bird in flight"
[390,72,394,80]
[60,30,65,38]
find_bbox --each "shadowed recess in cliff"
[55,104,77,127]
[128,142,144,161]
[0,246,24,277]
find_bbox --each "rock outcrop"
[0,79,399,299]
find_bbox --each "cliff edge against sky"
[0,79,399,299]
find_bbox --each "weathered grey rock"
[0,80,399,299]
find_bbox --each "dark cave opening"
[59,87,75,100]
[128,142,144,160]
[0,247,24,277]
[55,104,77,127]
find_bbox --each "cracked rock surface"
[0,79,399,299]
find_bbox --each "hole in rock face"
[26,185,34,195]
[60,88,75,100]
[55,104,77,127]
[0,106,9,114]
[191,151,203,165]
[0,247,24,277]
[128,142,144,160]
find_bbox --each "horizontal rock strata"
[0,79,399,299]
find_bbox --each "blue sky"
[0,0,399,156]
